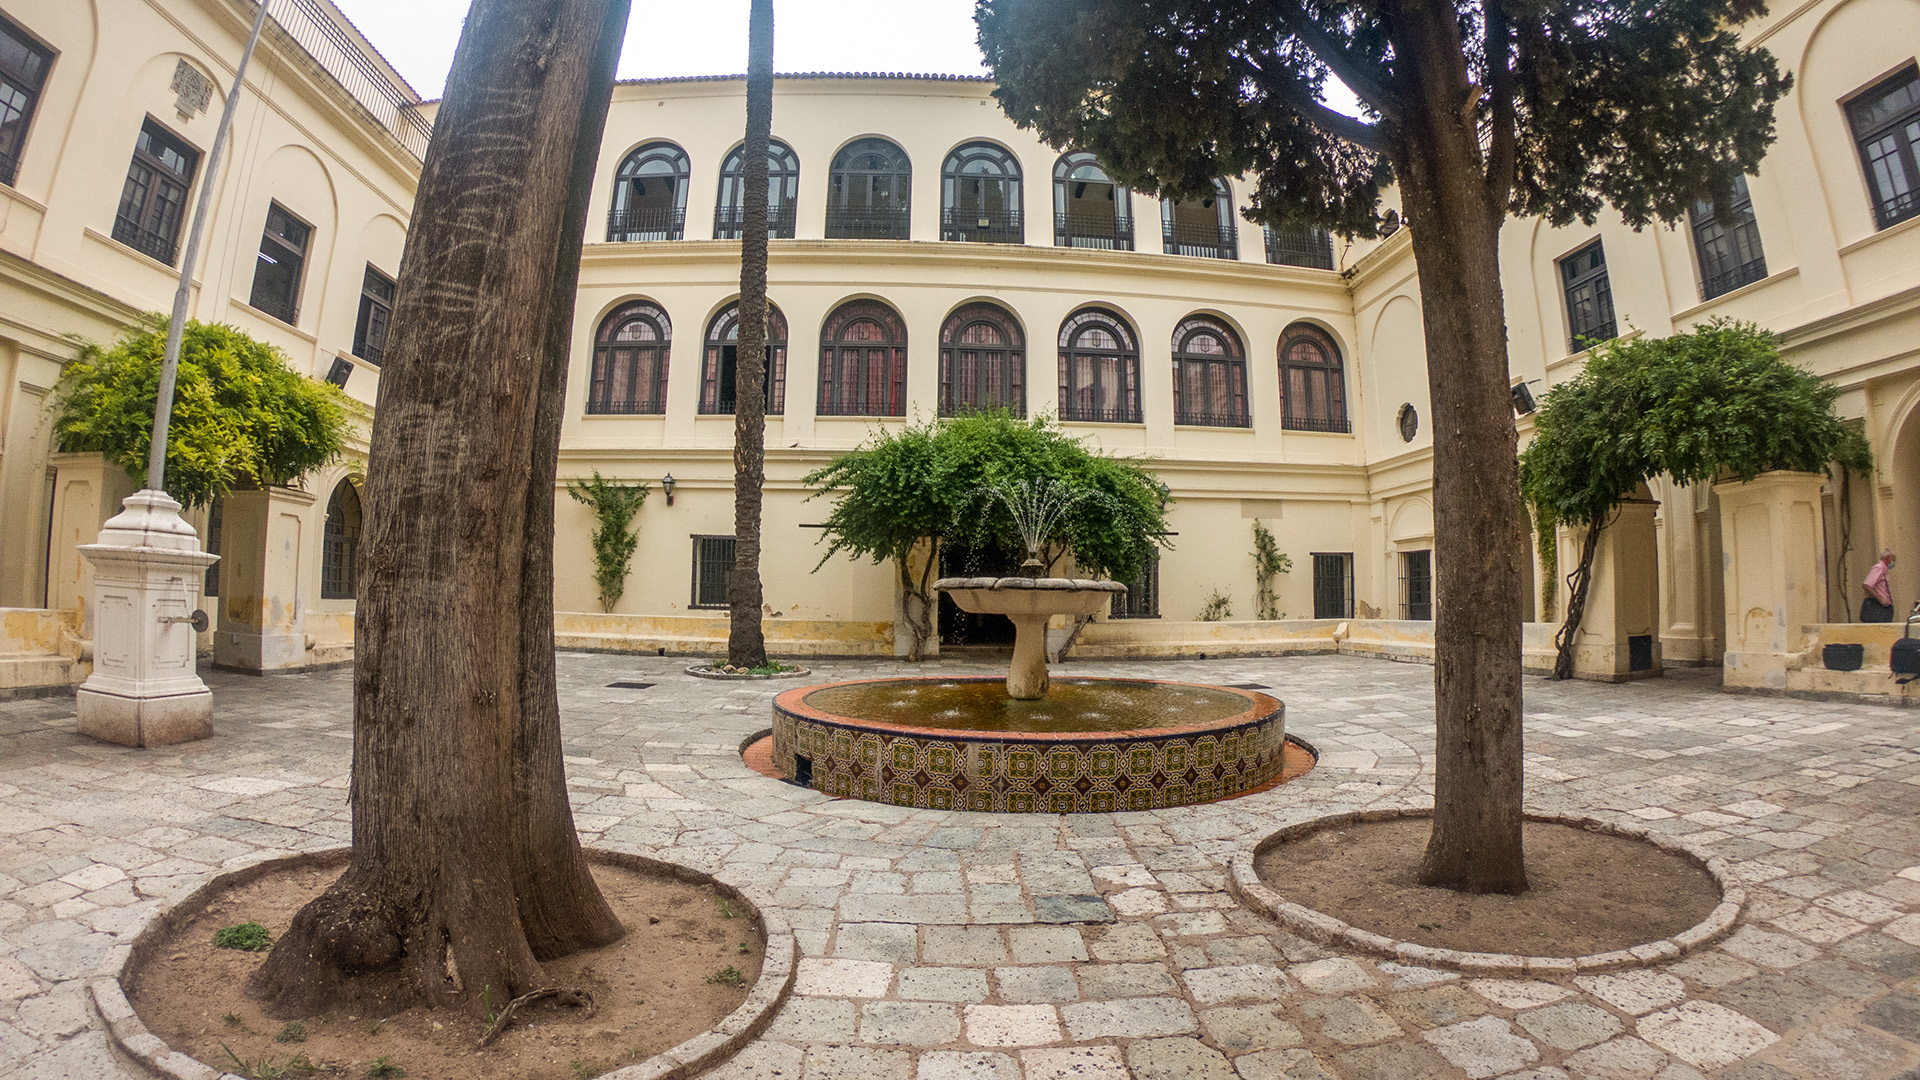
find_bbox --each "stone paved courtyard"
[5,653,1920,1080]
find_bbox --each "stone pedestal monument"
[76,490,220,746]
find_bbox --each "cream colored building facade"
[3,0,1918,697]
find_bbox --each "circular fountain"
[766,479,1299,812]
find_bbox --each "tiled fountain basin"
[771,676,1286,813]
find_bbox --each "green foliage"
[275,1022,307,1044]
[214,922,273,951]
[567,471,649,612]
[1520,319,1870,530]
[1535,508,1559,622]
[52,317,348,508]
[707,965,746,987]
[365,1058,405,1079]
[1198,589,1233,622]
[1251,521,1292,620]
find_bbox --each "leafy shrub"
[213,922,272,951]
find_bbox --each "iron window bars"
[587,301,671,414]
[1692,175,1768,300]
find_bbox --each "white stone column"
[1554,495,1662,679]
[211,486,316,672]
[1715,471,1829,690]
[76,490,219,747]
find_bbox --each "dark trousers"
[1863,596,1895,623]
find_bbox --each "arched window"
[607,142,688,241]
[700,302,789,415]
[818,299,907,416]
[938,302,1024,416]
[827,138,911,239]
[1053,152,1132,250]
[1057,307,1141,424]
[941,142,1022,243]
[715,139,800,240]
[1278,323,1350,433]
[321,480,361,600]
[587,301,671,414]
[1171,315,1248,427]
[1161,178,1237,259]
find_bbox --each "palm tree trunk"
[728,0,774,668]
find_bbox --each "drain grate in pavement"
[1227,682,1272,690]
[606,681,656,690]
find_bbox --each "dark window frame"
[941,141,1023,243]
[1401,549,1433,621]
[700,302,788,415]
[321,481,361,601]
[1110,554,1159,619]
[1311,552,1354,620]
[203,497,222,598]
[353,264,395,365]
[1264,223,1335,269]
[938,301,1024,416]
[111,117,200,266]
[608,141,689,241]
[1278,322,1350,433]
[1161,178,1237,259]
[248,201,312,325]
[1559,239,1616,353]
[1057,307,1141,424]
[1847,65,1920,231]
[1053,152,1132,250]
[827,137,911,240]
[691,534,735,609]
[0,12,54,188]
[587,300,672,414]
[714,139,799,239]
[1171,315,1249,428]
[1691,175,1768,300]
[817,298,908,416]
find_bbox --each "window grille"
[249,202,311,324]
[827,138,911,239]
[1057,308,1141,424]
[1278,323,1350,433]
[1848,66,1920,230]
[112,118,199,265]
[1161,179,1237,259]
[1052,153,1132,250]
[1559,240,1616,353]
[817,299,907,416]
[692,535,735,609]
[1110,556,1159,619]
[608,142,689,241]
[1264,223,1335,269]
[941,142,1023,243]
[1692,175,1767,300]
[0,13,52,187]
[700,302,788,415]
[321,482,361,600]
[354,265,395,364]
[203,498,222,598]
[939,302,1024,416]
[1311,553,1353,619]
[1171,315,1249,427]
[713,140,799,239]
[1401,550,1432,621]
[587,301,671,414]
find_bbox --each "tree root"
[477,986,596,1047]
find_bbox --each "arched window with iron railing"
[1278,322,1350,433]
[1171,314,1248,427]
[586,300,671,414]
[938,302,1024,416]
[818,299,907,416]
[941,142,1022,243]
[714,139,799,240]
[1057,307,1140,424]
[321,480,361,600]
[827,138,911,239]
[607,142,688,241]
[1053,152,1132,250]
[700,302,789,415]
[1161,178,1237,259]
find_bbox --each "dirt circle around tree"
[115,848,790,1080]
[1234,809,1745,972]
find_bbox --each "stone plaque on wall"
[170,60,213,118]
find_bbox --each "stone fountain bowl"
[934,575,1126,618]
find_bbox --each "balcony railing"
[1163,221,1239,259]
[1699,256,1768,301]
[1174,408,1251,428]
[1281,413,1352,434]
[111,214,178,265]
[1058,403,1143,424]
[825,206,911,240]
[1054,212,1132,250]
[606,206,686,242]
[712,203,798,240]
[258,0,433,160]
[585,397,666,415]
[1873,187,1919,231]
[1569,320,1618,355]
[941,207,1023,244]
[1266,225,1335,270]
[0,147,18,188]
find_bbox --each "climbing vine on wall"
[1251,520,1292,620]
[566,471,649,613]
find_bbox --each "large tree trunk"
[249,0,633,1016]
[1391,2,1529,894]
[727,0,775,668]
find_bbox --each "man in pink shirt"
[1863,549,1896,622]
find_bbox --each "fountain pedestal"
[935,577,1124,699]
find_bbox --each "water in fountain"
[802,679,1252,734]
[978,477,1109,572]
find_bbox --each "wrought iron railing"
[1281,413,1352,433]
[1054,211,1132,250]
[825,206,911,240]
[1874,187,1919,231]
[1163,220,1238,259]
[1265,225,1335,270]
[257,0,433,160]
[1568,321,1618,355]
[1174,408,1251,428]
[111,214,178,265]
[1699,255,1769,301]
[584,397,667,415]
[1058,403,1143,424]
[941,207,1023,244]
[606,206,686,242]
[712,203,797,240]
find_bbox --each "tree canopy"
[52,317,348,508]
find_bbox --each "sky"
[333,0,993,99]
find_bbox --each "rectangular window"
[203,498,222,598]
[249,203,311,324]
[1265,224,1335,270]
[1311,553,1353,620]
[692,535,735,609]
[111,118,199,265]
[353,265,396,364]
[1692,175,1767,300]
[1559,240,1616,353]
[0,12,52,187]
[1173,357,1249,427]
[1110,555,1159,619]
[1401,549,1433,621]
[1849,65,1920,230]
